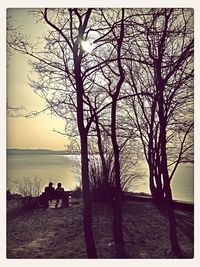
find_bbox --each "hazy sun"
[81,40,94,53]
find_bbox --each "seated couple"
[43,182,67,209]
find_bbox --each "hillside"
[7,200,193,258]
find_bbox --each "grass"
[7,199,193,258]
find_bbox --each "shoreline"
[7,156,194,204]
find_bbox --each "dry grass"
[7,200,193,258]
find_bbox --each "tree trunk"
[75,54,97,258]
[148,152,164,205]
[109,9,127,257]
[111,192,127,258]
[81,134,97,258]
[155,141,165,204]
[161,143,181,257]
[154,172,165,205]
[111,96,127,258]
[111,144,127,258]
[149,173,164,205]
[149,164,156,199]
[157,77,181,257]
[95,114,110,201]
[164,179,182,257]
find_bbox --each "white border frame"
[1,1,199,267]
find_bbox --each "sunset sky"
[7,9,69,150]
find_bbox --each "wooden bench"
[59,191,73,207]
[39,190,73,208]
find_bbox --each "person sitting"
[55,182,65,208]
[43,182,55,209]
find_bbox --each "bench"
[39,190,73,208]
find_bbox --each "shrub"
[22,196,42,210]
[71,184,82,199]
[91,183,115,203]
[13,177,41,197]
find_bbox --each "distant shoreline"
[7,148,79,156]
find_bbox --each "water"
[7,154,194,203]
[7,154,81,193]
[133,164,194,203]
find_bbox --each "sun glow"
[81,40,94,53]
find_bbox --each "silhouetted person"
[55,182,65,208]
[43,182,55,209]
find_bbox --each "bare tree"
[8,8,101,258]
[86,8,127,257]
[124,8,193,257]
[7,8,133,258]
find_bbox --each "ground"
[7,199,193,258]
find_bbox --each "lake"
[7,154,194,203]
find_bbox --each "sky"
[7,9,69,150]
